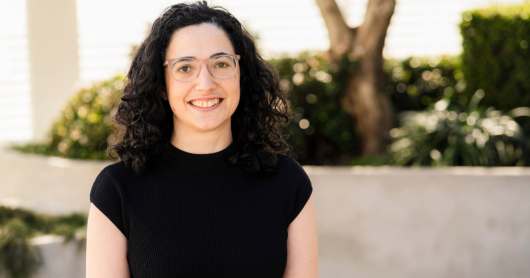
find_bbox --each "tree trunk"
[316,0,395,155]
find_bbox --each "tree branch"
[357,0,396,53]
[315,0,354,56]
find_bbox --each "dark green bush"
[0,206,87,278]
[12,76,124,160]
[272,52,462,165]
[13,52,463,166]
[387,91,530,166]
[0,218,41,278]
[271,51,360,165]
[460,4,530,132]
[384,56,463,116]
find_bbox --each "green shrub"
[0,206,87,278]
[12,76,124,160]
[384,56,463,115]
[271,51,361,164]
[13,51,362,165]
[0,218,42,278]
[387,90,530,166]
[12,53,463,166]
[272,52,462,165]
[460,3,530,132]
[9,49,471,166]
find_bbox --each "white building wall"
[0,1,32,145]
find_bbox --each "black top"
[89,142,313,278]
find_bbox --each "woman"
[86,2,318,277]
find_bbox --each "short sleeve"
[90,163,126,237]
[286,159,313,226]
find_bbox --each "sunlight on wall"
[0,1,32,144]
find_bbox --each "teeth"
[190,98,221,108]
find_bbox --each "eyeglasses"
[164,54,241,82]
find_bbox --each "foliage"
[15,45,526,167]
[271,51,360,165]
[11,76,124,160]
[271,51,462,165]
[384,56,463,116]
[0,218,41,278]
[12,50,362,166]
[460,3,530,133]
[387,90,530,166]
[10,52,464,166]
[0,206,87,278]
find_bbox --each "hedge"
[0,206,87,278]
[273,53,461,164]
[460,3,530,132]
[384,56,462,115]
[12,53,463,165]
[271,51,361,165]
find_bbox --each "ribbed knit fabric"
[89,142,313,278]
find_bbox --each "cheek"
[163,71,172,100]
[166,85,187,114]
[230,83,241,109]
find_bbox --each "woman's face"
[163,23,240,133]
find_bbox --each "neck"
[171,119,233,154]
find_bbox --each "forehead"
[166,23,235,59]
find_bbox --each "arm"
[283,195,319,278]
[86,203,130,278]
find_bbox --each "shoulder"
[90,161,129,238]
[91,161,131,197]
[274,154,312,188]
[276,155,314,226]
[275,155,313,198]
[95,161,134,183]
[276,154,302,171]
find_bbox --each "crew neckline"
[165,142,233,171]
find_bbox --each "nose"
[195,63,216,91]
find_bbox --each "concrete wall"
[1,148,530,277]
[0,148,108,215]
[307,166,530,278]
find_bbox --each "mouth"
[188,98,224,109]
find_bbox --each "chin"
[192,121,224,131]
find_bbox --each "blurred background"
[1,0,530,277]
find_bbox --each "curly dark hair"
[108,1,292,176]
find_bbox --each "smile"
[187,98,224,111]
[189,98,223,108]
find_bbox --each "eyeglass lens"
[170,55,237,81]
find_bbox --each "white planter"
[30,235,86,278]
[0,147,110,215]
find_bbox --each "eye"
[178,66,191,73]
[216,62,229,68]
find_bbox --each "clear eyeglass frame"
[163,54,241,82]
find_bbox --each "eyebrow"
[177,52,229,60]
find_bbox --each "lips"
[187,98,224,111]
[188,98,223,107]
